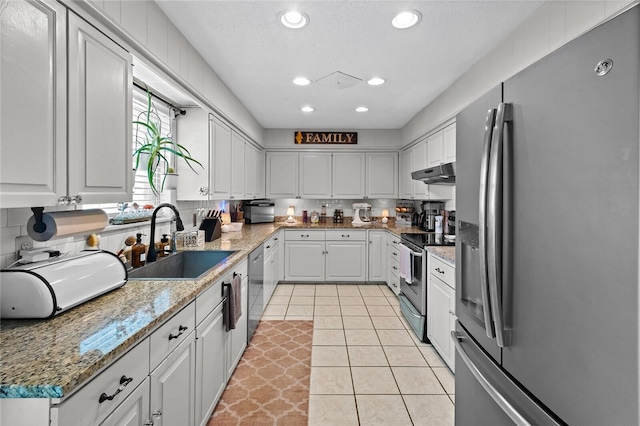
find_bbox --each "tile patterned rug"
[209,320,313,425]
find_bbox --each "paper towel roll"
[27,209,109,242]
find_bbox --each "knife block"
[199,218,222,242]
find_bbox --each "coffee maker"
[418,201,444,232]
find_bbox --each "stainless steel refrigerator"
[455,6,639,425]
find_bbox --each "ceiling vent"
[314,71,362,89]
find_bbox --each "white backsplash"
[0,192,455,268]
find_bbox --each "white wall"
[401,0,636,146]
[80,0,264,145]
[264,129,401,150]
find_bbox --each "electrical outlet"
[15,236,33,254]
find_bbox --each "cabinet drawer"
[54,339,150,426]
[285,230,325,241]
[196,280,224,326]
[390,257,400,276]
[325,230,366,241]
[265,232,281,251]
[389,244,400,261]
[430,256,455,289]
[219,258,248,284]
[150,302,196,370]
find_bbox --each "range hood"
[411,162,456,185]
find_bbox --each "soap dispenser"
[158,234,170,258]
[131,233,147,268]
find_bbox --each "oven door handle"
[400,243,423,285]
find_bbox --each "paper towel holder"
[30,207,47,234]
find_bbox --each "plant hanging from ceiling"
[133,86,202,197]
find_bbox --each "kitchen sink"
[127,250,237,280]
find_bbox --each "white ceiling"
[156,1,544,130]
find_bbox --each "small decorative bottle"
[131,233,147,268]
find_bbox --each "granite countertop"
[0,220,453,399]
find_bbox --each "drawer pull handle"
[266,245,271,249]
[99,375,133,403]
[341,234,350,238]
[392,266,398,270]
[392,252,398,256]
[169,325,188,340]
[435,268,445,274]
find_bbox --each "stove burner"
[400,232,455,248]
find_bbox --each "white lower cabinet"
[195,302,225,426]
[427,255,456,371]
[54,339,151,426]
[284,239,325,281]
[100,377,150,426]
[367,231,387,282]
[284,230,366,282]
[226,276,248,379]
[387,234,401,295]
[264,233,281,304]
[325,240,366,281]
[150,332,196,426]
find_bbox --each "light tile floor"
[263,283,455,426]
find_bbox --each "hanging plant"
[133,86,202,196]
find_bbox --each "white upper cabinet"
[67,12,133,204]
[427,131,445,168]
[210,117,232,199]
[299,153,332,199]
[443,123,456,163]
[0,0,67,208]
[176,108,211,200]
[366,152,398,198]
[332,153,365,198]
[1,2,132,208]
[266,152,298,198]
[230,131,245,199]
[255,149,265,198]
[400,150,413,199]
[244,142,256,199]
[412,140,428,198]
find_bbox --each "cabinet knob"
[58,196,71,205]
[152,410,162,418]
[199,187,209,196]
[69,195,82,204]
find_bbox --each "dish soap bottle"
[158,234,170,258]
[131,233,147,268]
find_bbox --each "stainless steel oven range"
[398,232,454,342]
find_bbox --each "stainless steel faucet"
[147,203,185,263]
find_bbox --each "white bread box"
[1,251,127,319]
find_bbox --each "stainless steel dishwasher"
[247,244,264,340]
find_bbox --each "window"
[82,86,176,215]
[132,86,174,207]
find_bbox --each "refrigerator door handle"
[487,102,512,348]
[479,108,497,338]
[452,331,532,426]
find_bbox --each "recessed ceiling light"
[392,10,421,29]
[293,77,311,86]
[301,106,314,112]
[355,107,369,112]
[367,77,385,86]
[280,11,309,29]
